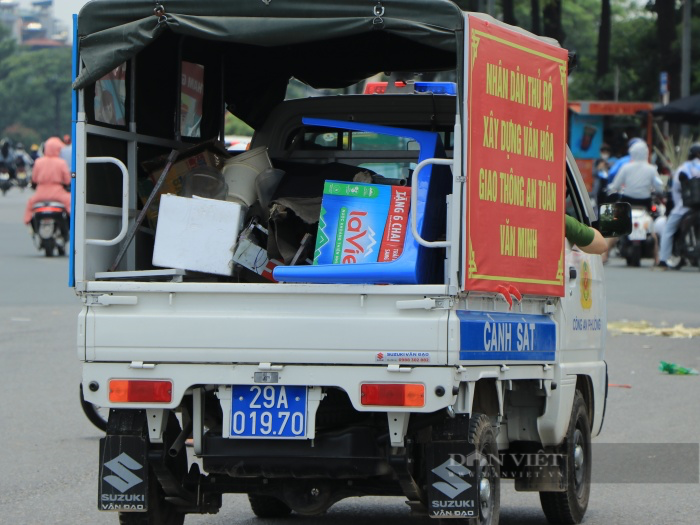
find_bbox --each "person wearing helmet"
[606,140,665,263]
[607,137,645,188]
[606,140,664,210]
[29,143,40,161]
[656,143,700,269]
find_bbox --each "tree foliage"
[0,46,73,143]
[0,22,16,70]
[1,2,699,146]
[0,22,72,145]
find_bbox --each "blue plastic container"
[273,118,451,284]
[414,82,457,95]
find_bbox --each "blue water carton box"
[314,181,411,265]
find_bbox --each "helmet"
[689,143,700,159]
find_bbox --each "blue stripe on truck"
[457,310,556,361]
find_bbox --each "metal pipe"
[169,420,193,457]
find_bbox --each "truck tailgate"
[81,283,449,365]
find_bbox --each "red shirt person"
[23,136,71,224]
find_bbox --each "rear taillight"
[35,206,65,213]
[109,379,173,403]
[360,383,425,407]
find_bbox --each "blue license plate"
[230,385,307,438]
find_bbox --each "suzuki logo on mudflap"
[431,458,472,498]
[103,453,144,493]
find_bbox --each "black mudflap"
[98,435,149,512]
[426,440,479,519]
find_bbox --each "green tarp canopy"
[74,0,465,125]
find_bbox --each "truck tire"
[248,494,292,518]
[539,391,591,525]
[468,413,500,525]
[118,412,187,525]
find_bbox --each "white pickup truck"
[72,2,630,524]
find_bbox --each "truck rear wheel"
[468,413,500,525]
[117,412,187,525]
[247,494,292,518]
[539,391,591,524]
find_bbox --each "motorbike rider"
[29,143,40,161]
[592,143,614,206]
[60,134,72,168]
[23,136,71,225]
[14,142,34,176]
[607,137,644,186]
[656,143,700,269]
[606,140,664,210]
[0,137,18,181]
[604,140,664,263]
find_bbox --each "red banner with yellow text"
[465,16,568,297]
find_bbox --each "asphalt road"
[0,188,698,525]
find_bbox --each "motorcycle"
[0,161,11,195]
[617,204,655,267]
[29,201,69,257]
[669,178,700,269]
[15,160,30,190]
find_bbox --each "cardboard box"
[152,194,243,275]
[313,181,411,265]
[139,141,230,228]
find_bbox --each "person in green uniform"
[565,214,608,254]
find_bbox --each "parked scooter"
[29,201,69,256]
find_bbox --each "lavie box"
[314,181,411,265]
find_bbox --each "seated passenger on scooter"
[23,136,71,225]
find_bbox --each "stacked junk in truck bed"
[141,118,453,285]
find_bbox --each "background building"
[0,0,68,47]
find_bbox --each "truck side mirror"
[594,202,632,238]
